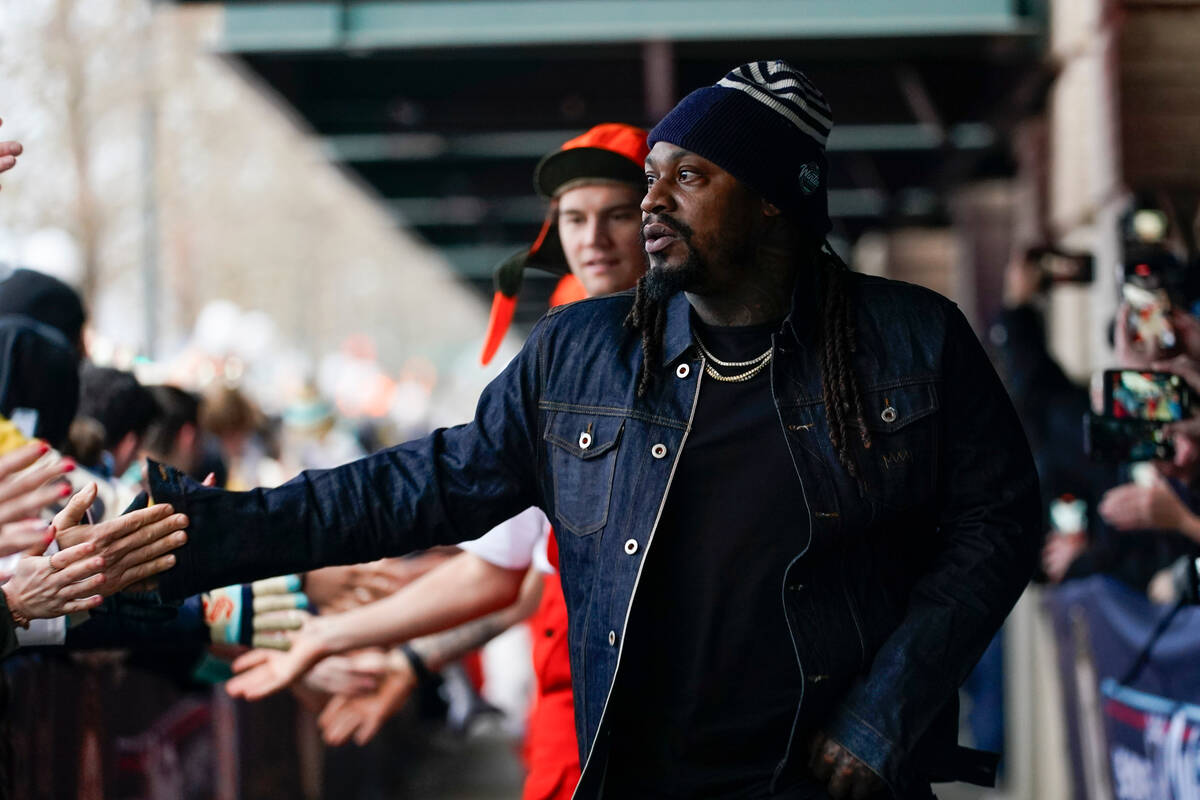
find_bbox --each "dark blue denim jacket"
[150,270,1040,798]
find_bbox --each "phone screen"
[1106,370,1188,422]
[1084,414,1174,463]
[1123,283,1176,352]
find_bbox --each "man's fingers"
[111,527,187,573]
[109,553,178,593]
[103,513,186,563]
[0,139,21,158]
[53,483,99,532]
[93,503,176,549]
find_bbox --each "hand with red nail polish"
[0,441,75,557]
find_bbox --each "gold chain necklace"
[695,337,773,383]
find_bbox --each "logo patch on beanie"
[798,162,821,195]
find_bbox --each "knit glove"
[202,574,310,649]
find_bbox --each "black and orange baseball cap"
[481,123,649,365]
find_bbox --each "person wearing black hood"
[0,269,86,449]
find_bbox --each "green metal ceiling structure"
[187,0,1049,326]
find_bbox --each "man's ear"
[762,199,783,218]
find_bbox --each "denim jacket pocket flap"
[544,413,625,536]
[544,417,624,460]
[862,381,939,433]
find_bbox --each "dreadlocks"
[625,273,668,399]
[816,243,873,484]
[624,241,872,483]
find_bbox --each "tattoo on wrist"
[407,616,506,673]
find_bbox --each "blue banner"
[1046,576,1200,800]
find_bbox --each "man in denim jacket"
[151,62,1040,799]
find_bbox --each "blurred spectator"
[996,242,1200,593]
[0,269,87,448]
[142,385,204,478]
[993,247,1111,582]
[0,268,86,355]
[280,386,365,473]
[200,385,283,489]
[75,365,159,478]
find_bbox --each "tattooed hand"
[808,731,886,800]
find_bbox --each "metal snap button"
[624,539,638,555]
[881,406,898,424]
[651,443,668,459]
[675,363,690,379]
[608,630,617,646]
[578,431,592,450]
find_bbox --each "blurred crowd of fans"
[0,264,508,797]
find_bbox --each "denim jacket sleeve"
[825,304,1041,794]
[151,318,549,602]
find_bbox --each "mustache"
[641,213,694,242]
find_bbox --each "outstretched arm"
[151,319,550,601]
[226,550,527,700]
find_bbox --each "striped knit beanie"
[648,60,832,243]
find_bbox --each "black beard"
[642,212,705,301]
[644,248,705,301]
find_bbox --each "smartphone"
[1103,370,1190,422]
[1039,250,1094,284]
[1083,413,1174,463]
[1123,282,1176,352]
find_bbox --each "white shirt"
[459,506,555,575]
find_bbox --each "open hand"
[53,483,188,594]
[1099,479,1189,533]
[808,731,886,800]
[1042,532,1086,583]
[1,538,107,623]
[0,442,76,556]
[301,648,387,697]
[226,618,331,701]
[318,662,416,747]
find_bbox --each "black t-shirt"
[604,316,815,798]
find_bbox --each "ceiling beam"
[324,123,997,163]
[219,0,1038,53]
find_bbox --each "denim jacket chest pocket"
[544,410,625,536]
[860,380,940,520]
